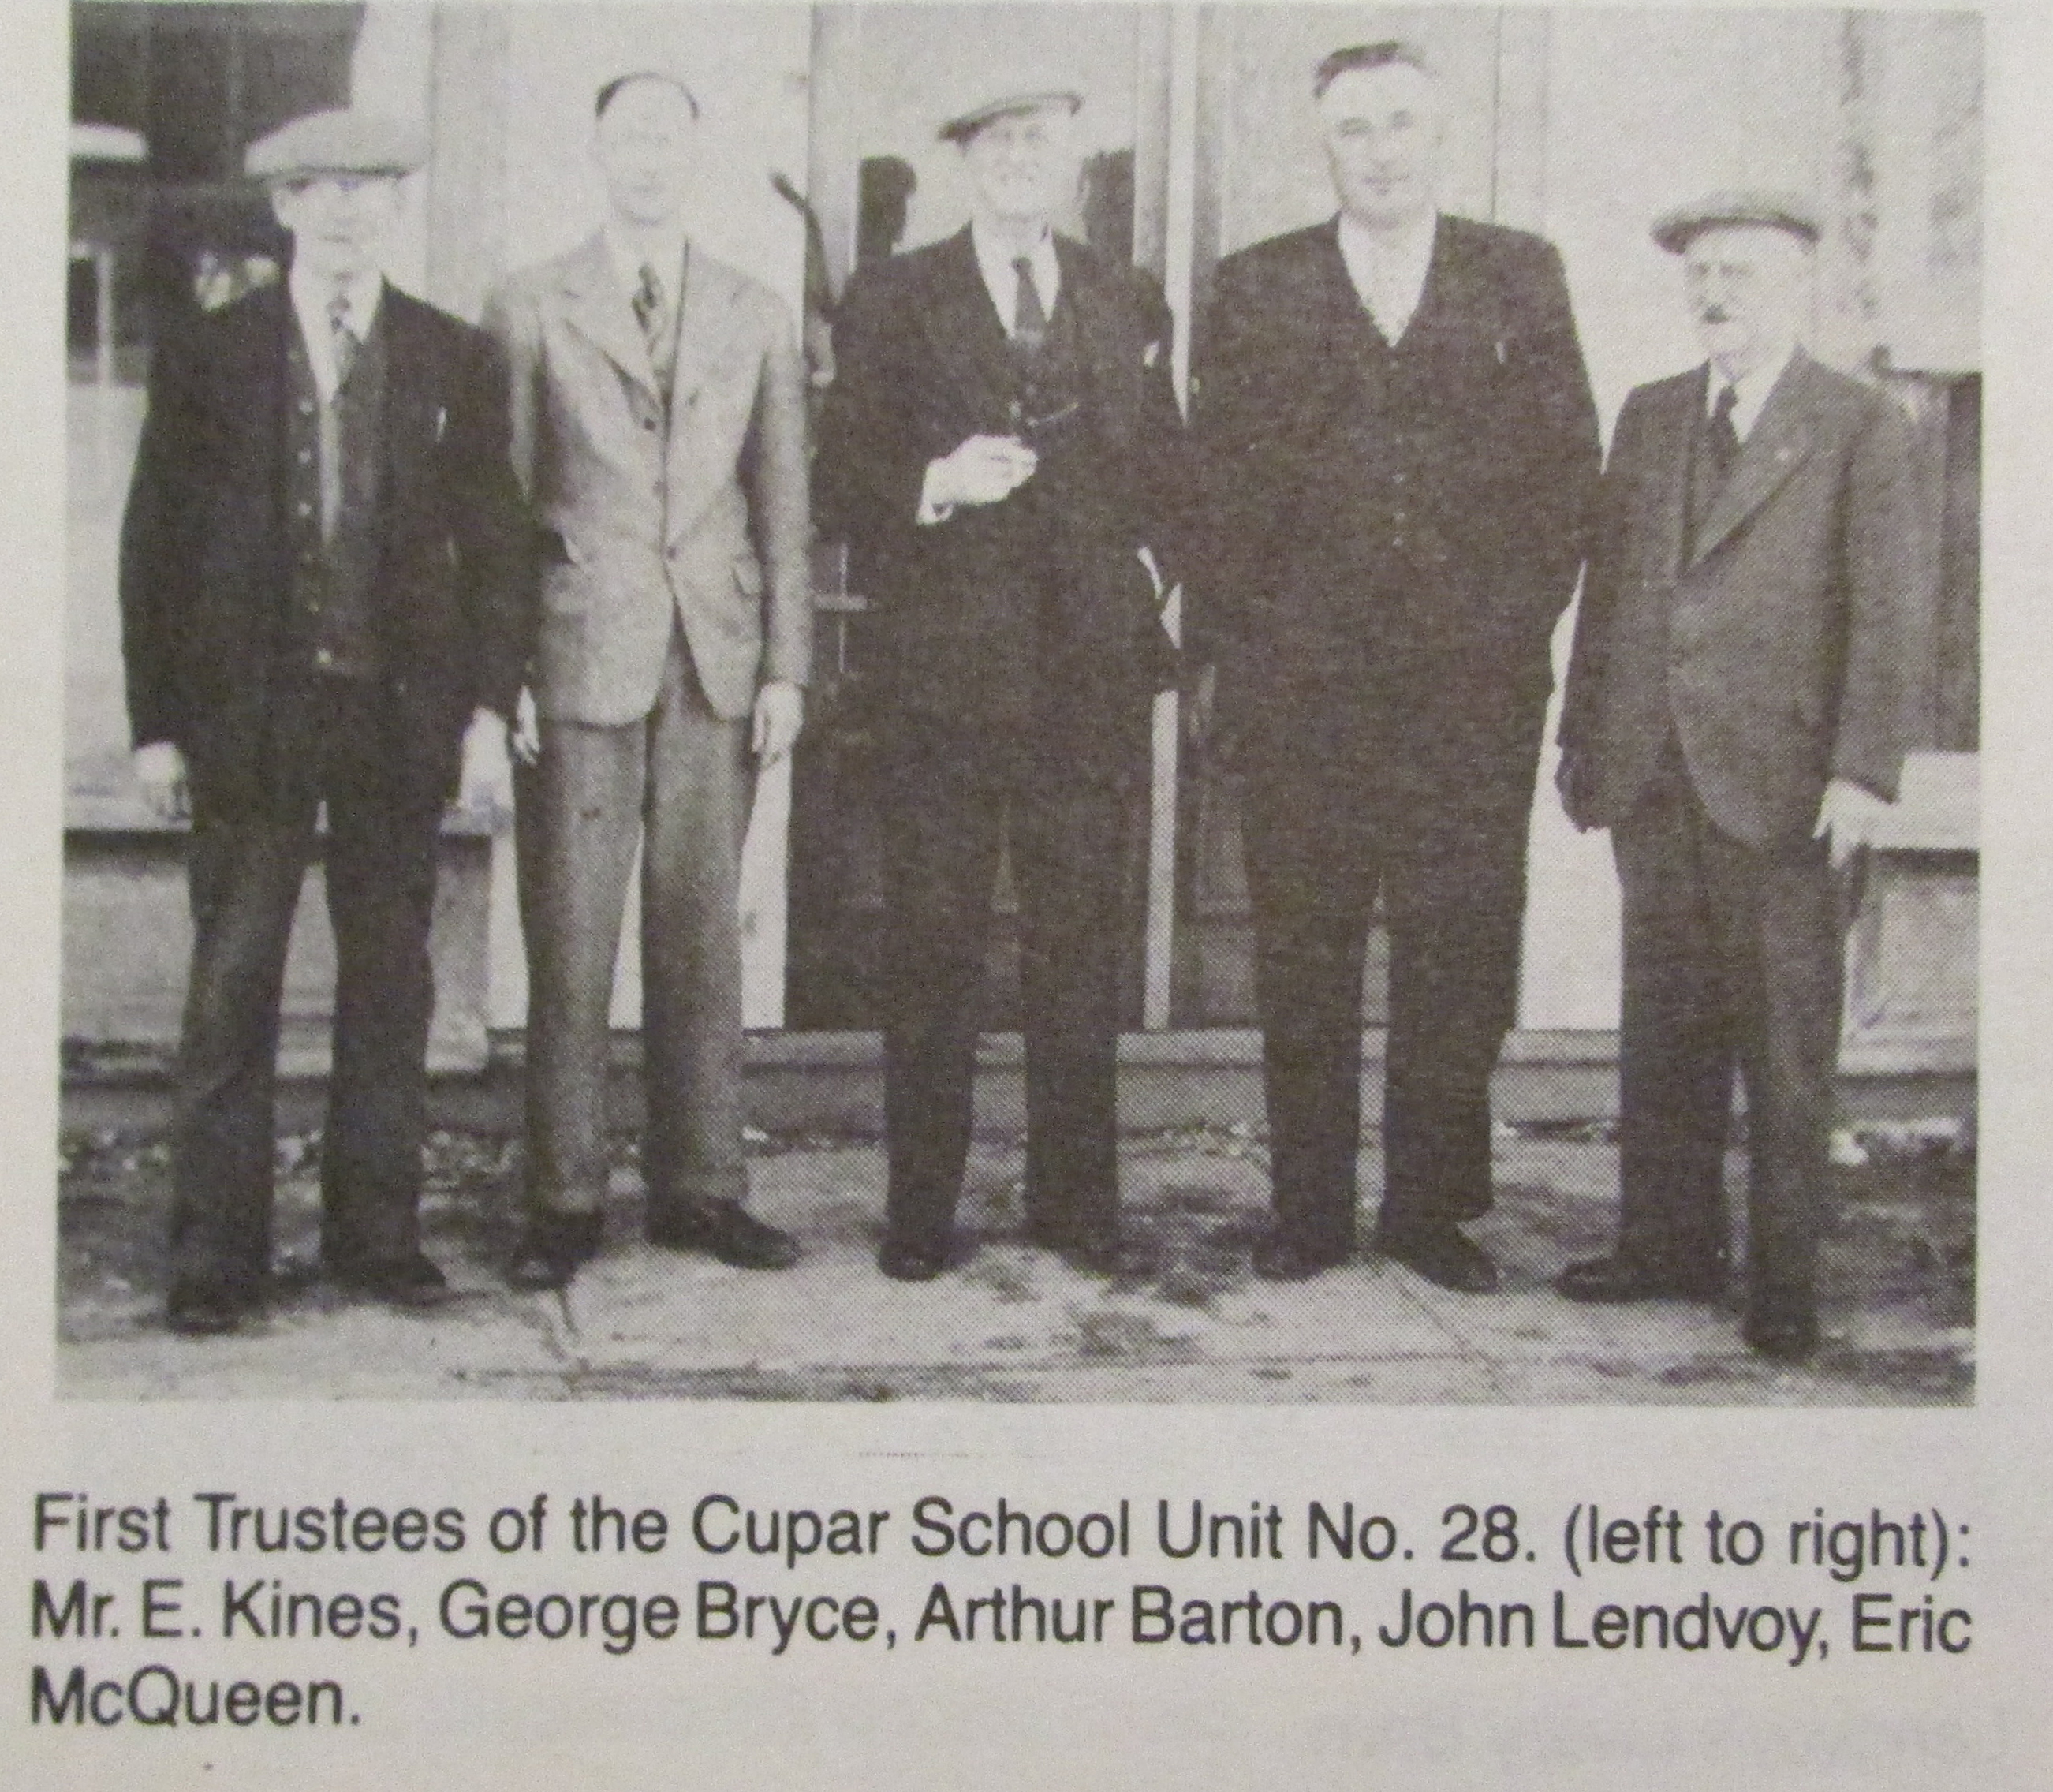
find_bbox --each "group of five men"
[119,42,1912,1365]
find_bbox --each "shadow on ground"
[56,1122,1973,1405]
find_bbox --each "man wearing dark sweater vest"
[1193,43,1599,1290]
[119,110,535,1335]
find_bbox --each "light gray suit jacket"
[1559,349,1914,851]
[483,233,811,726]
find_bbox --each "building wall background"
[63,3,1980,1062]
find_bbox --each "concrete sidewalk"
[57,1125,1973,1405]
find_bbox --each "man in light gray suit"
[484,71,812,1290]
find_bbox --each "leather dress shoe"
[1252,1232,1353,1282]
[1743,1313,1820,1364]
[330,1252,449,1309]
[1555,1253,1726,1305]
[648,1200,799,1270]
[507,1210,603,1292]
[165,1276,261,1337]
[877,1237,950,1282]
[1376,1222,1499,1294]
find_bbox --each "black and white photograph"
[51,1,1981,1402]
[9,2,2051,1786]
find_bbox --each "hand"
[458,708,514,826]
[510,687,541,766]
[133,741,188,822]
[924,435,1038,515]
[1814,776,1891,869]
[752,679,804,764]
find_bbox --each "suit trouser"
[519,627,752,1218]
[877,709,1133,1252]
[1611,751,1846,1331]
[170,678,441,1292]
[1241,721,1533,1254]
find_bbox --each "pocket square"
[1142,339,1162,370]
[435,404,449,440]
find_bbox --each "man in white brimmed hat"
[1554,190,1915,1361]
[816,77,1191,1283]
[120,109,535,1334]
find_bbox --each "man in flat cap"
[483,71,811,1290]
[816,80,1188,1280]
[1553,192,1913,1360]
[1190,43,1599,1289]
[120,110,536,1334]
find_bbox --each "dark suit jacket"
[813,226,1188,734]
[1193,214,1599,785]
[1558,350,1913,850]
[119,281,536,814]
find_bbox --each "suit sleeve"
[449,322,539,722]
[813,266,935,554]
[1508,238,1602,632]
[118,319,211,751]
[1185,255,1273,669]
[1556,394,1641,771]
[1129,274,1198,599]
[1831,393,1917,801]
[741,294,813,690]
[480,281,543,505]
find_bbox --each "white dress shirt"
[288,266,384,403]
[1708,341,1797,442]
[971,216,1061,334]
[1337,211,1439,345]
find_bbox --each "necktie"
[1012,256,1048,354]
[327,289,358,390]
[633,263,666,353]
[1707,383,1741,480]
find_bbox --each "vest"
[284,312,386,680]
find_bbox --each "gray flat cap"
[1652,190,1823,255]
[244,110,426,183]
[939,86,1082,146]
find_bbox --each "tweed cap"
[244,110,425,183]
[1652,190,1823,255]
[939,84,1082,146]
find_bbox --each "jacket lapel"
[666,245,737,425]
[1646,368,1706,582]
[378,285,434,530]
[918,227,1017,428]
[1688,351,1820,567]
[1056,238,1138,454]
[558,232,659,398]
[222,284,290,495]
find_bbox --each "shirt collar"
[605,221,689,302]
[1708,341,1797,439]
[970,217,1059,327]
[289,263,383,338]
[1335,211,1439,336]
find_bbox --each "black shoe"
[507,1210,603,1292]
[648,1200,799,1270]
[165,1276,259,1336]
[1376,1222,1499,1294]
[1252,1232,1353,1282]
[1555,1253,1726,1305]
[878,1237,949,1282]
[330,1252,450,1309]
[1743,1314,1820,1364]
